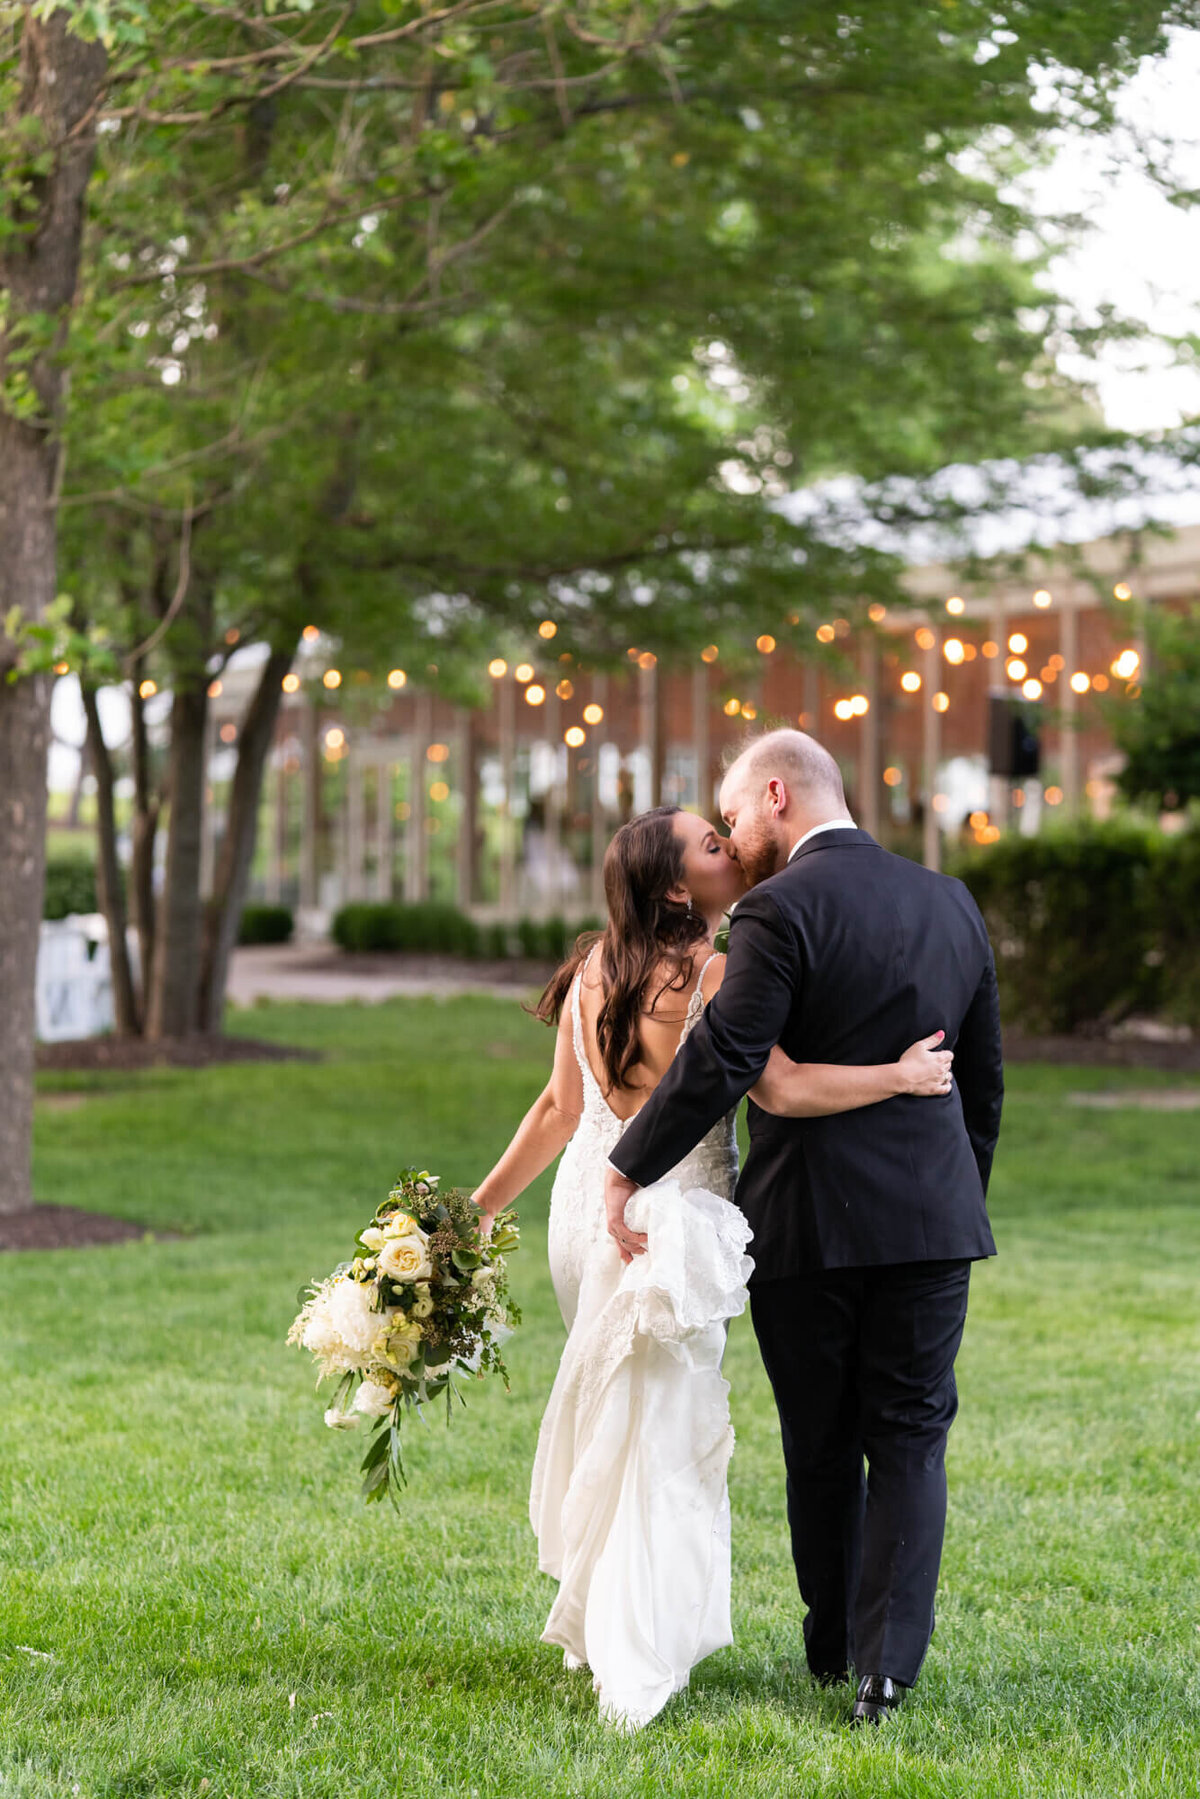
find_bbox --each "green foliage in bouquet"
[288,1169,519,1507]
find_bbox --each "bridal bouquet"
[287,1168,519,1505]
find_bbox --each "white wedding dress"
[529,953,754,1729]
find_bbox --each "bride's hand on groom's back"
[897,1033,954,1096]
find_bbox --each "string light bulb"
[387,669,407,690]
[488,658,508,678]
[900,671,922,693]
[564,726,586,748]
[945,596,965,615]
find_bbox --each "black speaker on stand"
[988,693,1041,779]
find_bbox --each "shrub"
[43,858,100,920]
[238,905,294,945]
[331,902,480,957]
[952,822,1164,1034]
[1153,829,1200,1028]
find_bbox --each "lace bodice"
[547,950,739,1326]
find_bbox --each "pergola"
[200,521,1200,923]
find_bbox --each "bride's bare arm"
[472,1003,584,1222]
[749,1035,953,1117]
[698,953,953,1118]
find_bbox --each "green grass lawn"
[2,998,1198,1798]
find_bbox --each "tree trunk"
[128,672,160,1008]
[0,15,106,1212]
[197,645,292,1032]
[80,683,140,1035]
[147,672,210,1039]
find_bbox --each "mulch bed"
[0,1203,176,1254]
[36,1033,320,1074]
[1003,1029,1200,1074]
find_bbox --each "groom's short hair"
[726,729,847,809]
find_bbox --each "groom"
[604,730,1003,1726]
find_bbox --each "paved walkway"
[228,941,546,1007]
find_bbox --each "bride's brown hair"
[535,805,708,1092]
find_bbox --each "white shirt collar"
[786,819,858,864]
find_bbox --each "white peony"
[378,1230,432,1284]
[325,1274,384,1356]
[353,1379,397,1418]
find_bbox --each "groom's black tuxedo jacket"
[610,828,1002,1279]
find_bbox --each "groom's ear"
[766,776,788,817]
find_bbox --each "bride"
[472,805,952,1729]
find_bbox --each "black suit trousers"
[749,1259,971,1688]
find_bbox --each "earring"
[686,896,693,913]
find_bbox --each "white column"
[375,757,394,900]
[498,673,517,916]
[267,756,285,903]
[988,599,1010,831]
[922,627,942,872]
[199,708,218,899]
[591,673,608,914]
[802,661,820,734]
[692,661,710,813]
[454,711,473,911]
[544,686,562,914]
[300,693,320,910]
[405,692,431,902]
[1060,589,1081,814]
[859,640,880,836]
[346,744,365,902]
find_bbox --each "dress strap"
[678,951,720,1047]
[571,946,600,1084]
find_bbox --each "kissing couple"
[472,729,1003,1730]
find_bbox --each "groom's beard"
[733,818,784,889]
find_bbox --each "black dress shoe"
[850,1674,905,1727]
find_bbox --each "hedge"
[332,902,482,957]
[238,904,294,945]
[43,858,100,920]
[331,903,603,962]
[952,822,1200,1034]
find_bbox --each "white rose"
[382,1211,418,1240]
[353,1379,397,1418]
[378,1231,432,1284]
[324,1407,358,1431]
[360,1227,385,1252]
[373,1317,423,1370]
